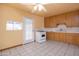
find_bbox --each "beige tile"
[2,50,11,56]
[65,44,75,56]
[1,40,79,56]
[55,44,68,56]
[74,46,79,56]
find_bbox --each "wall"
[45,11,79,27]
[0,5,44,50]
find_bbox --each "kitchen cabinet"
[47,32,66,42]
[66,11,79,27]
[46,32,55,40]
[72,33,79,45]
[45,11,79,27]
[55,14,66,25]
[45,17,56,28]
[58,33,66,42]
[45,11,79,45]
[46,32,79,45]
[65,33,73,44]
[45,14,66,28]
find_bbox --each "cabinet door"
[54,33,59,41]
[66,11,79,27]
[55,14,66,25]
[47,32,66,42]
[46,32,55,40]
[46,32,51,40]
[65,33,73,44]
[45,17,56,28]
[58,33,66,42]
[50,17,56,27]
[44,18,50,27]
[72,33,79,45]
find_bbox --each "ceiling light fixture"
[32,3,47,13]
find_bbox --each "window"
[6,20,22,31]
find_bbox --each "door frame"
[23,17,34,44]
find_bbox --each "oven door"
[40,32,46,39]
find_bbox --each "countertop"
[35,28,79,33]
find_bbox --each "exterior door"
[23,17,34,44]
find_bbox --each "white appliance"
[36,31,46,43]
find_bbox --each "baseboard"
[0,44,23,51]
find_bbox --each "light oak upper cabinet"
[44,18,50,28]
[45,14,66,28]
[55,14,66,26]
[50,17,56,27]
[44,17,55,28]
[66,11,79,27]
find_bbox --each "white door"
[23,17,34,44]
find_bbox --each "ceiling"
[1,3,79,17]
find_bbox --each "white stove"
[35,31,46,43]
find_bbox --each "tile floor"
[0,40,79,56]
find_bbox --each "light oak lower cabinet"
[65,33,79,45]
[54,33,63,42]
[72,33,79,45]
[65,33,72,44]
[58,33,66,42]
[46,32,55,40]
[46,32,79,45]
